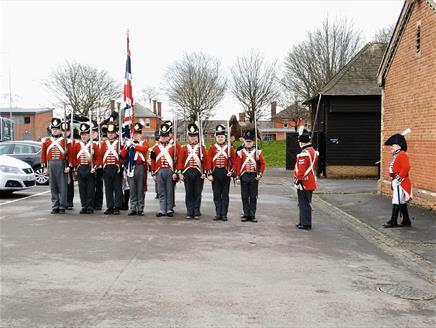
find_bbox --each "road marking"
[0,190,50,206]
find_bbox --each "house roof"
[0,107,54,115]
[376,0,432,85]
[313,42,387,99]
[133,102,158,118]
[275,103,308,118]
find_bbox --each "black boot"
[121,190,130,211]
[399,204,412,227]
[383,205,400,228]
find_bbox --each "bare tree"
[230,50,278,122]
[45,61,121,118]
[164,52,226,123]
[282,16,362,101]
[374,23,395,43]
[277,88,310,131]
[139,86,160,106]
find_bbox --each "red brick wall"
[34,111,52,140]
[380,0,436,207]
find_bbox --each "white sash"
[299,149,319,178]
[77,141,91,160]
[156,143,174,170]
[103,140,119,163]
[241,148,258,170]
[184,144,201,169]
[47,137,65,156]
[133,141,146,162]
[212,144,228,162]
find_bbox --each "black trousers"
[94,168,103,209]
[67,170,74,207]
[77,165,95,210]
[183,168,204,216]
[212,168,231,217]
[240,172,258,217]
[103,165,122,210]
[297,189,313,226]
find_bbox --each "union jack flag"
[123,30,133,139]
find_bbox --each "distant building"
[306,42,387,178]
[377,0,436,209]
[133,100,163,140]
[0,107,54,141]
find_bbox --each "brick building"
[0,107,53,141]
[133,100,162,140]
[377,0,436,209]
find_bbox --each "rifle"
[227,118,231,172]
[63,105,71,183]
[197,112,204,172]
[254,110,259,176]
[88,109,93,169]
[97,106,101,146]
[173,113,178,170]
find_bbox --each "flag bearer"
[41,117,73,214]
[293,129,318,230]
[383,129,412,228]
[207,124,236,221]
[150,123,179,217]
[177,123,208,220]
[122,122,149,216]
[99,120,123,215]
[235,129,265,223]
[72,123,100,214]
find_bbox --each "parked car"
[0,141,49,185]
[0,155,36,194]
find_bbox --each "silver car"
[0,155,36,194]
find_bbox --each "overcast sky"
[1,0,403,119]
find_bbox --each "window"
[145,118,150,128]
[0,144,12,155]
[263,134,274,141]
[283,120,288,128]
[416,21,421,55]
[13,144,35,154]
[24,117,31,124]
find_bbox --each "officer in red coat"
[72,122,100,214]
[150,123,179,217]
[235,129,266,223]
[41,117,73,214]
[207,124,236,221]
[383,129,412,228]
[121,122,149,216]
[177,123,208,220]
[99,121,123,215]
[293,129,318,230]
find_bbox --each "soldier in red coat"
[383,130,412,228]
[293,129,318,230]
[150,123,180,217]
[176,123,208,220]
[41,117,73,214]
[207,124,236,221]
[99,121,123,215]
[235,129,266,223]
[72,122,100,214]
[121,122,149,216]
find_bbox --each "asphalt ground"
[1,172,435,327]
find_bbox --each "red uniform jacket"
[150,141,181,173]
[41,136,73,167]
[293,146,318,191]
[99,139,123,167]
[389,150,412,200]
[72,140,100,168]
[121,140,149,165]
[208,143,236,172]
[176,143,208,173]
[235,147,266,177]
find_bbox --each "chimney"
[153,100,157,114]
[157,101,162,117]
[271,101,277,118]
[239,112,246,123]
[110,100,115,112]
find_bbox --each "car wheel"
[34,166,49,185]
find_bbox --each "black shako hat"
[298,129,311,143]
[215,124,226,136]
[243,129,256,141]
[187,123,199,136]
[159,123,171,136]
[79,122,90,134]
[51,118,62,129]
